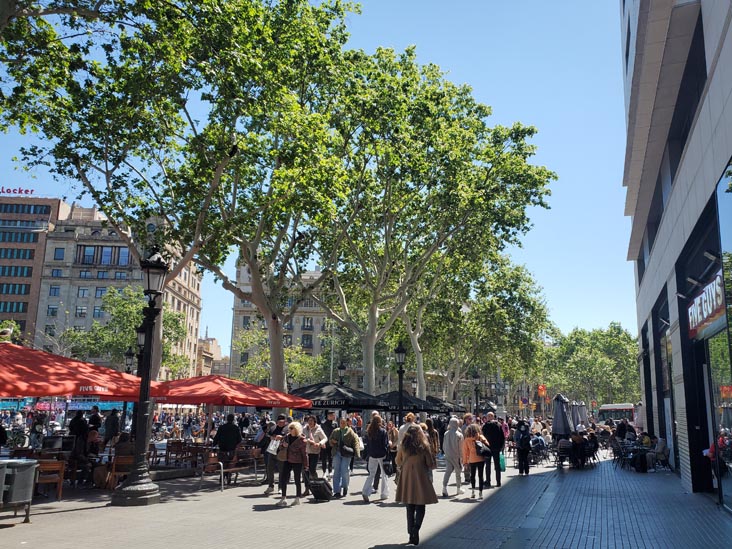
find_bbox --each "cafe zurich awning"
[0,342,146,399]
[152,375,312,408]
[290,382,388,410]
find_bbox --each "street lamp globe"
[411,378,417,392]
[394,342,406,368]
[136,325,146,354]
[140,252,168,298]
[124,346,135,374]
[337,361,347,384]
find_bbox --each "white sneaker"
[457,488,465,495]
[264,486,274,495]
[442,489,449,497]
[648,468,656,473]
[479,491,483,500]
[292,498,301,506]
[276,498,287,507]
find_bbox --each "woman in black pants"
[277,421,308,507]
[302,415,327,496]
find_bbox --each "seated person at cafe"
[570,431,587,468]
[87,428,102,455]
[646,436,668,472]
[114,432,134,456]
[638,432,652,448]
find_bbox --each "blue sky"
[0,1,635,354]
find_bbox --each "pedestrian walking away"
[481,411,505,487]
[462,423,489,499]
[362,414,390,503]
[441,417,464,497]
[515,420,531,476]
[395,424,438,546]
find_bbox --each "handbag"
[499,451,506,472]
[266,438,280,456]
[475,440,492,459]
[383,461,394,477]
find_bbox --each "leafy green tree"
[310,47,555,395]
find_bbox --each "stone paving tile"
[1,454,731,549]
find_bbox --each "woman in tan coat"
[396,424,438,546]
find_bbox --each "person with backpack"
[481,412,505,487]
[515,420,532,475]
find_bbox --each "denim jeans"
[332,452,351,495]
[362,456,389,499]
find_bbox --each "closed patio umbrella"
[570,401,581,427]
[551,393,573,438]
[578,401,589,425]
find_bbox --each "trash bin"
[2,460,38,523]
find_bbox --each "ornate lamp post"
[337,361,347,385]
[411,378,417,395]
[472,371,481,415]
[122,346,134,432]
[111,252,168,507]
[394,342,406,426]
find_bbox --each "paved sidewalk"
[2,454,731,548]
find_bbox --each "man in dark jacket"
[481,412,505,487]
[320,411,337,479]
[263,415,287,494]
[213,414,243,484]
[103,409,120,447]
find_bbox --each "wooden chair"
[165,439,185,466]
[198,451,224,492]
[106,455,135,490]
[148,442,164,468]
[35,460,65,500]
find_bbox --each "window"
[0,301,27,313]
[82,246,95,264]
[44,325,55,336]
[283,321,293,330]
[79,270,91,279]
[302,317,313,330]
[240,352,249,365]
[78,287,89,298]
[302,298,315,308]
[75,306,87,318]
[115,272,127,280]
[283,335,292,347]
[51,269,62,278]
[49,286,60,297]
[100,246,113,265]
[242,316,250,329]
[0,283,30,294]
[301,334,313,348]
[118,247,129,265]
[93,306,103,318]
[47,305,58,317]
[53,248,64,260]
[95,287,107,298]
[97,271,108,279]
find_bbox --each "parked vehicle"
[597,403,636,424]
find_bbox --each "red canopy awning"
[153,375,312,408]
[0,342,147,399]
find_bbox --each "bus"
[597,403,636,424]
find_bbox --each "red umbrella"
[153,375,312,408]
[0,342,147,399]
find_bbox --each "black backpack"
[518,432,531,450]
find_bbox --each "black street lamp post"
[111,252,168,507]
[337,362,347,385]
[411,378,417,395]
[472,371,481,415]
[122,346,134,433]
[395,342,406,426]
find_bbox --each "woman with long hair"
[396,424,438,546]
[462,423,489,499]
[362,414,390,503]
[328,416,360,498]
[302,415,327,497]
[277,421,308,507]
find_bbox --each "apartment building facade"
[621,0,732,510]
[34,204,202,380]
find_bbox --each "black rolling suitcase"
[309,477,333,501]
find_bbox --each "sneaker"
[457,488,465,495]
[342,488,347,497]
[276,498,287,507]
[442,489,449,497]
[471,489,475,498]
[362,494,370,503]
[292,498,301,506]
[485,483,492,488]
[479,491,483,500]
[264,486,274,495]
[371,488,377,494]
[648,468,656,473]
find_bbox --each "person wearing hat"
[263,414,287,495]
